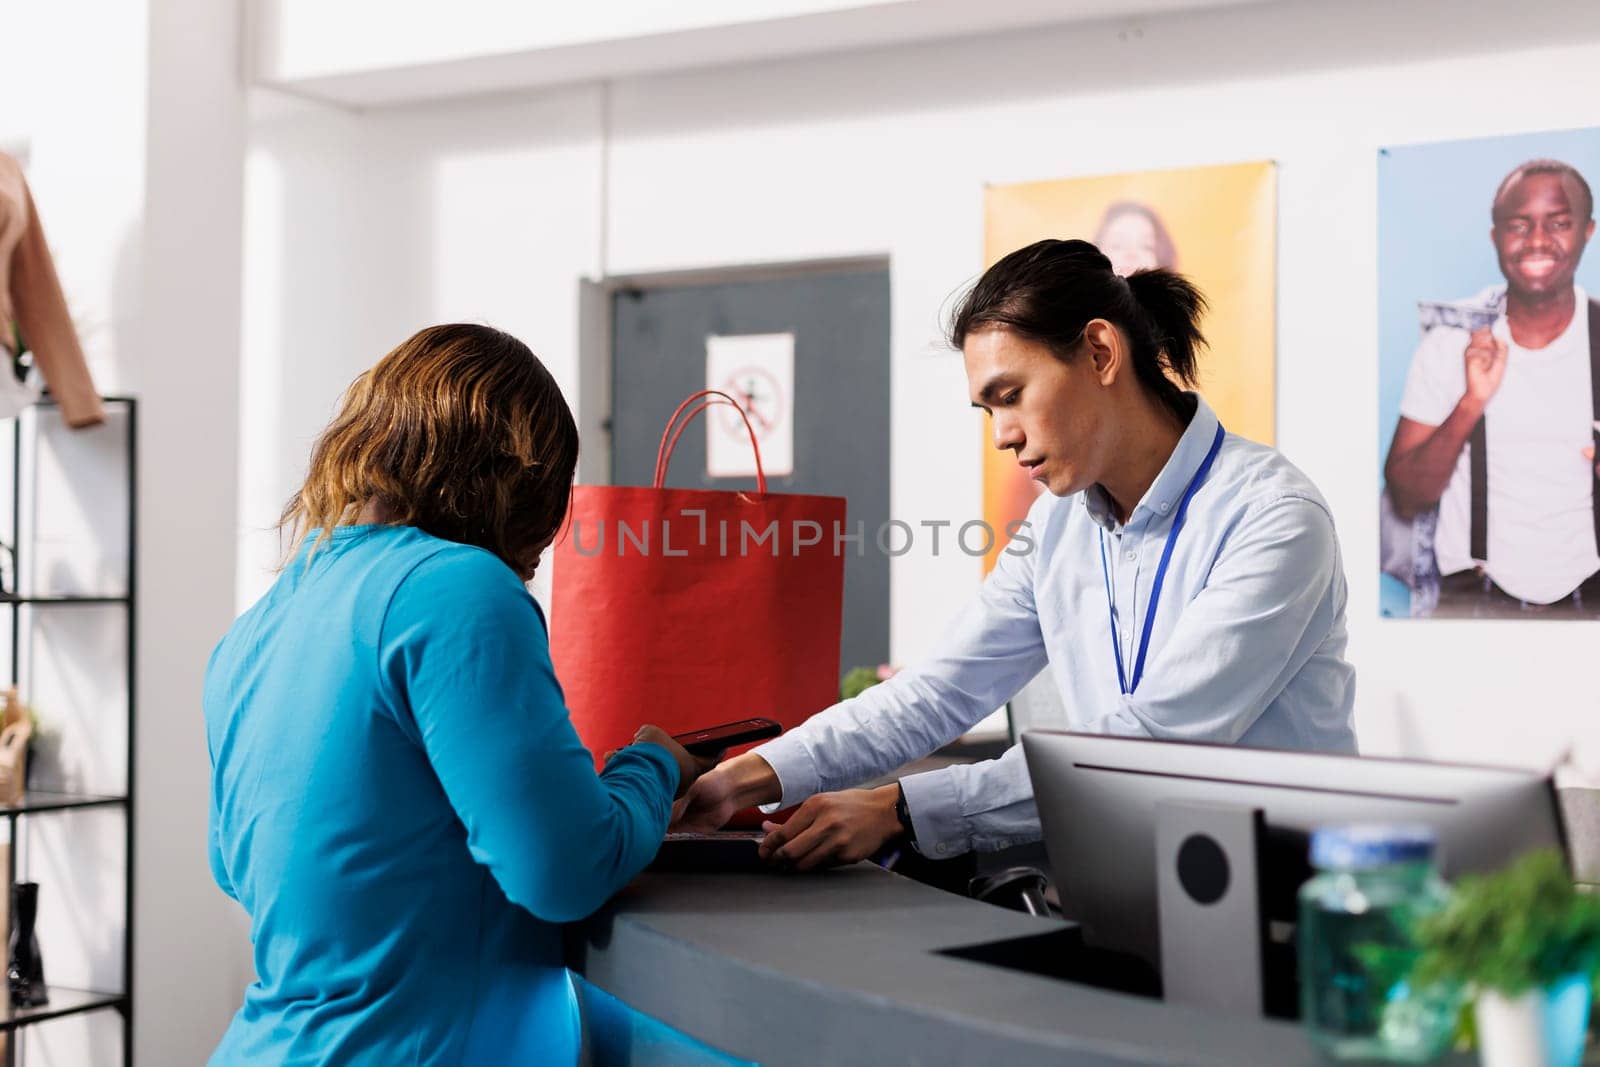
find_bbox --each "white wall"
[238,86,606,607]
[0,1,146,396]
[242,0,1600,792]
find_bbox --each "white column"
[136,0,252,1063]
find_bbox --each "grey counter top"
[568,863,1359,1066]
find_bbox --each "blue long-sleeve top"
[203,524,678,1066]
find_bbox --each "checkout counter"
[567,862,1400,1066]
[566,740,1600,1065]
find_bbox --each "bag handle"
[653,389,768,493]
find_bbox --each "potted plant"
[1412,849,1600,1067]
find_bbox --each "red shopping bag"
[551,391,846,776]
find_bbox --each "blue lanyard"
[1098,423,1226,695]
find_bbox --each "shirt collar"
[1490,284,1588,349]
[1082,393,1220,532]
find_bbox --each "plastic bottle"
[1298,824,1458,1062]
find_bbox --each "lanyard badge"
[1099,423,1226,696]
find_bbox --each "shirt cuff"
[899,767,968,859]
[748,733,819,813]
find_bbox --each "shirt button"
[1125,550,1136,561]
[935,843,949,855]
[1159,501,1171,514]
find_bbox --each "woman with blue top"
[680,238,1358,870]
[204,324,703,1065]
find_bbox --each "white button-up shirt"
[752,395,1357,857]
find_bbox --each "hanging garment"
[0,153,104,428]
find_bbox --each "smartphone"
[672,717,782,757]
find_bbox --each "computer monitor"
[1022,732,1566,1014]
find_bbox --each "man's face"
[1492,172,1595,300]
[965,326,1111,498]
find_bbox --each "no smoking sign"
[705,333,795,478]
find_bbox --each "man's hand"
[671,752,782,832]
[756,785,902,872]
[1463,327,1509,407]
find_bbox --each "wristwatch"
[893,781,916,845]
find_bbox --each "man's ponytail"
[1124,267,1207,412]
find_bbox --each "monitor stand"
[1155,799,1266,1016]
[939,801,1305,1020]
[1156,799,1307,1020]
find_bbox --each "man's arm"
[764,494,1353,866]
[1385,326,1507,518]
[676,510,1050,835]
[1384,411,1478,518]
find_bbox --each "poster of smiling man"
[1379,128,1600,619]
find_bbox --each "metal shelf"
[0,987,125,1032]
[0,792,126,818]
[3,397,136,1064]
[29,397,135,409]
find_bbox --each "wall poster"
[1379,128,1600,619]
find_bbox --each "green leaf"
[1412,850,1600,995]
[840,666,883,702]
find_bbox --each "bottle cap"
[1310,824,1437,870]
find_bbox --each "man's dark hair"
[1492,159,1594,222]
[949,238,1207,418]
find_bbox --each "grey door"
[610,265,891,677]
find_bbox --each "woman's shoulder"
[375,530,544,646]
[320,526,530,620]
[376,529,525,599]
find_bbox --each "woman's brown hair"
[280,323,578,577]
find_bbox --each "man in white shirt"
[1385,159,1600,617]
[677,239,1356,868]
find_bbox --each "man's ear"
[1083,319,1121,385]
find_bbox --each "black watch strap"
[894,781,915,841]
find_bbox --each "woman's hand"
[756,785,902,871]
[616,726,712,799]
